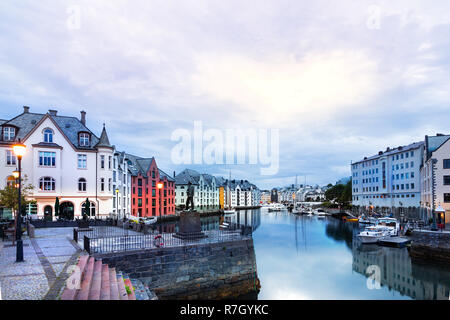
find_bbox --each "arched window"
[78,178,87,191]
[39,177,55,191]
[81,201,96,216]
[43,128,54,143]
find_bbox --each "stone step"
[100,264,111,300]
[88,260,103,300]
[76,257,95,300]
[109,268,120,300]
[117,275,129,300]
[123,277,136,300]
[60,255,89,300]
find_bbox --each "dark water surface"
[250,208,450,300]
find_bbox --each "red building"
[127,154,175,217]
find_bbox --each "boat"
[357,226,391,244]
[268,203,285,212]
[343,216,358,222]
[143,217,157,225]
[223,209,236,214]
[376,217,400,236]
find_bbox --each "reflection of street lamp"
[13,140,26,263]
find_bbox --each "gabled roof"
[0,110,100,150]
[124,153,155,177]
[159,169,175,182]
[425,134,450,160]
[174,169,201,185]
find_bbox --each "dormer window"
[43,128,54,143]
[3,127,15,141]
[79,133,90,147]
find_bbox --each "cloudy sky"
[1,0,450,189]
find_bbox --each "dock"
[377,237,411,248]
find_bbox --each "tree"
[324,179,352,207]
[0,175,34,215]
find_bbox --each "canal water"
[248,207,450,300]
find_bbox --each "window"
[138,198,142,207]
[138,188,142,197]
[410,161,414,168]
[39,152,56,167]
[100,178,105,192]
[79,133,90,146]
[152,189,156,197]
[444,176,450,186]
[39,177,55,191]
[101,155,105,169]
[78,154,87,169]
[444,159,450,169]
[43,128,54,143]
[3,127,15,141]
[78,178,86,191]
[108,156,112,169]
[6,150,16,166]
[444,193,450,203]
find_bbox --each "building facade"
[174,169,220,210]
[351,141,424,217]
[421,134,450,226]
[127,154,175,218]
[112,150,132,219]
[0,107,113,220]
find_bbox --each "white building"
[112,150,132,219]
[351,141,424,216]
[421,134,450,226]
[0,107,114,220]
[224,179,260,208]
[174,169,220,209]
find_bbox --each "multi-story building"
[174,169,220,210]
[127,154,175,217]
[421,134,450,226]
[260,191,271,204]
[351,141,424,217]
[224,179,259,208]
[112,150,132,219]
[0,107,113,220]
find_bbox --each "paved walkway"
[0,227,81,300]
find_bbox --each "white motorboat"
[143,217,157,225]
[358,215,377,225]
[357,226,391,244]
[376,218,400,236]
[268,203,285,212]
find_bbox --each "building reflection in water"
[352,240,450,300]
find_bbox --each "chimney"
[173,171,176,178]
[48,109,57,116]
[23,106,30,113]
[80,111,86,125]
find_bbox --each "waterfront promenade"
[0,228,81,300]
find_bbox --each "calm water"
[248,208,450,300]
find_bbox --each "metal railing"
[73,225,130,243]
[83,224,252,254]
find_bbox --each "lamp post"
[157,182,163,232]
[12,140,26,263]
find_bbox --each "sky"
[1,0,450,189]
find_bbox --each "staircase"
[60,255,137,300]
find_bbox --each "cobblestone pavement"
[0,227,81,300]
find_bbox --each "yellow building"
[219,186,225,209]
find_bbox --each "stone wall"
[409,231,450,265]
[95,238,260,300]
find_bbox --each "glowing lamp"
[12,141,26,158]
[157,182,164,189]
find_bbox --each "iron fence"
[83,224,252,254]
[73,225,131,243]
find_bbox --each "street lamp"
[12,140,26,263]
[157,182,163,231]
